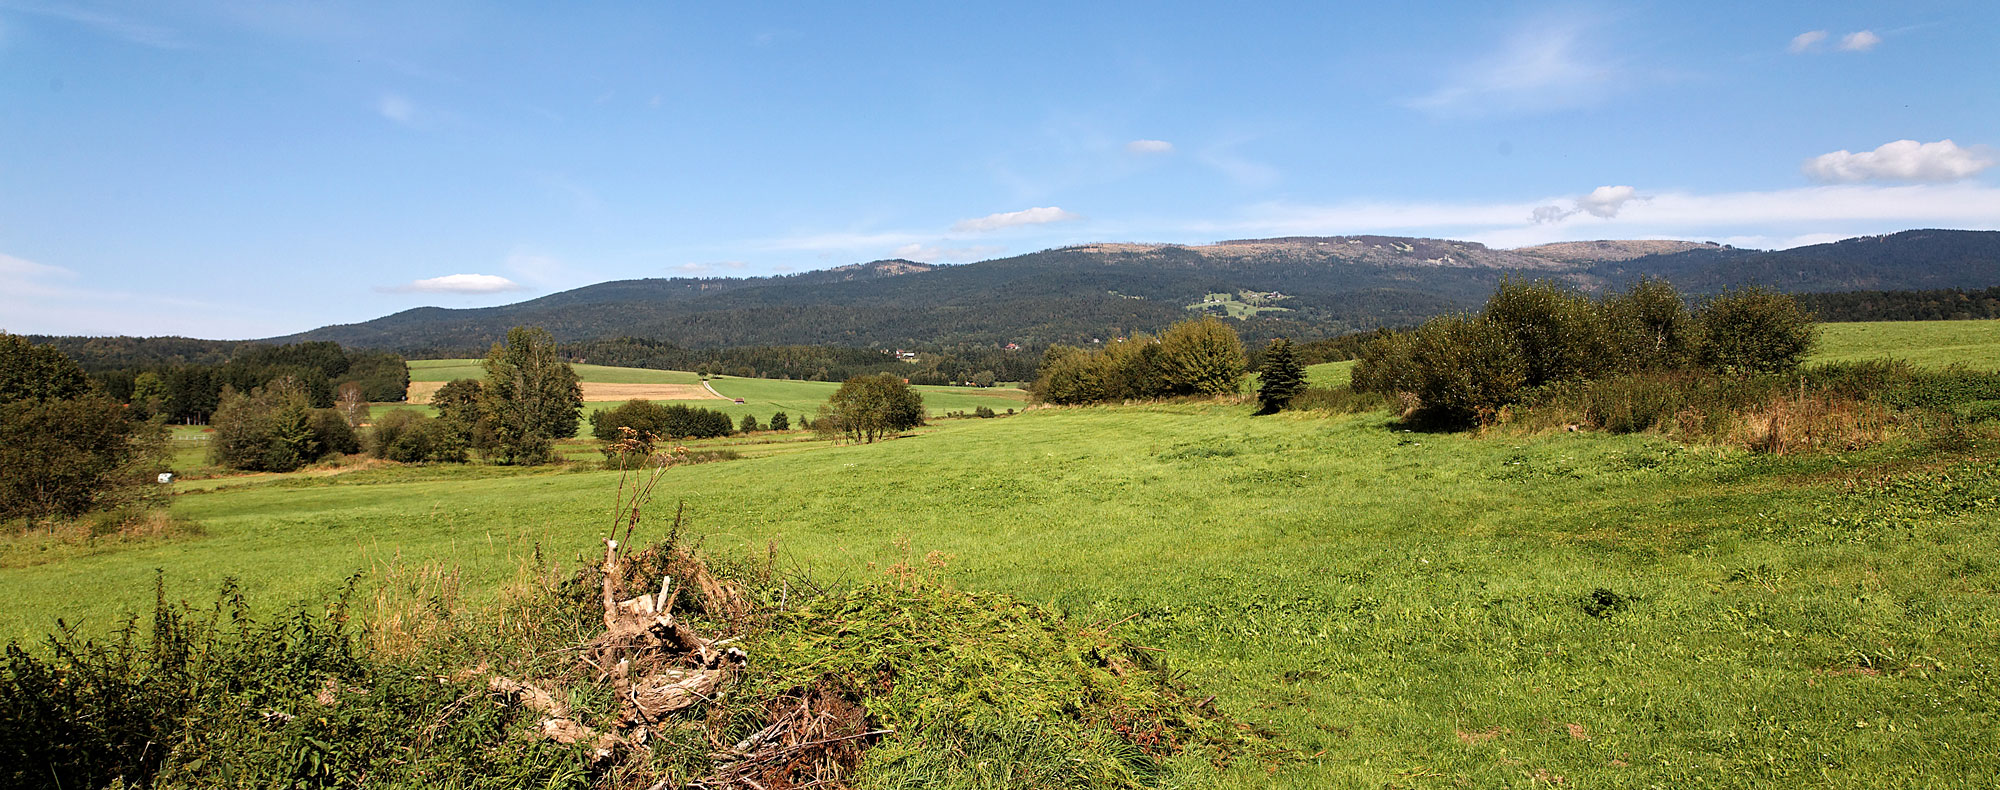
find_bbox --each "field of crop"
[8,321,1999,787]
[1811,320,2000,370]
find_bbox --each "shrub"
[1698,287,1818,375]
[209,380,328,472]
[1156,317,1247,396]
[1350,329,1419,398]
[973,406,996,418]
[739,413,760,433]
[769,411,789,430]
[370,410,469,463]
[1408,315,1528,427]
[1602,277,1701,371]
[311,407,361,456]
[1481,279,1613,386]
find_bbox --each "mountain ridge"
[268,229,2000,353]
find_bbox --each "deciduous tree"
[479,327,582,465]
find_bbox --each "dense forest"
[30,339,410,424]
[1796,285,2000,322]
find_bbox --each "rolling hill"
[258,229,2000,353]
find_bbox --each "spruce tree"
[1256,338,1306,414]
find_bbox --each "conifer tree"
[1256,338,1306,414]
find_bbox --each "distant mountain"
[269,229,2000,353]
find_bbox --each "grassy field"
[707,374,1028,417]
[7,401,1998,786]
[11,322,2000,786]
[1811,320,2000,370]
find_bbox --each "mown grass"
[6,400,1997,787]
[1809,320,2000,370]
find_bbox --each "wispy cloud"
[1196,183,2000,250]
[378,93,418,125]
[380,274,526,294]
[1407,18,1617,116]
[8,2,190,49]
[0,252,288,338]
[1804,139,1993,183]
[1838,30,1881,52]
[1788,28,1882,55]
[950,206,1081,233]
[1125,139,1174,154]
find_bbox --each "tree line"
[82,341,407,425]
[1794,285,2000,322]
[1351,279,1817,427]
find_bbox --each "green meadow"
[7,321,1999,787]
[1810,320,2000,370]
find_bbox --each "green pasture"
[706,374,1027,418]
[7,400,1999,787]
[1811,320,2000,370]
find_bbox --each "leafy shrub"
[370,410,469,463]
[1602,277,1701,371]
[310,407,361,456]
[1698,287,1818,374]
[972,406,996,418]
[1408,315,1527,427]
[1482,279,1613,386]
[1350,329,1419,399]
[208,380,329,472]
[1156,317,1247,396]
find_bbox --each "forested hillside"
[266,230,2000,353]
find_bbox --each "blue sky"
[2,1,1995,338]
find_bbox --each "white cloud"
[1804,139,1994,183]
[1529,185,1643,223]
[378,93,417,125]
[1577,185,1641,218]
[388,274,525,294]
[1839,30,1881,52]
[891,243,1004,263]
[1126,139,1174,154]
[1788,30,1828,54]
[950,206,1081,233]
[1407,20,1616,115]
